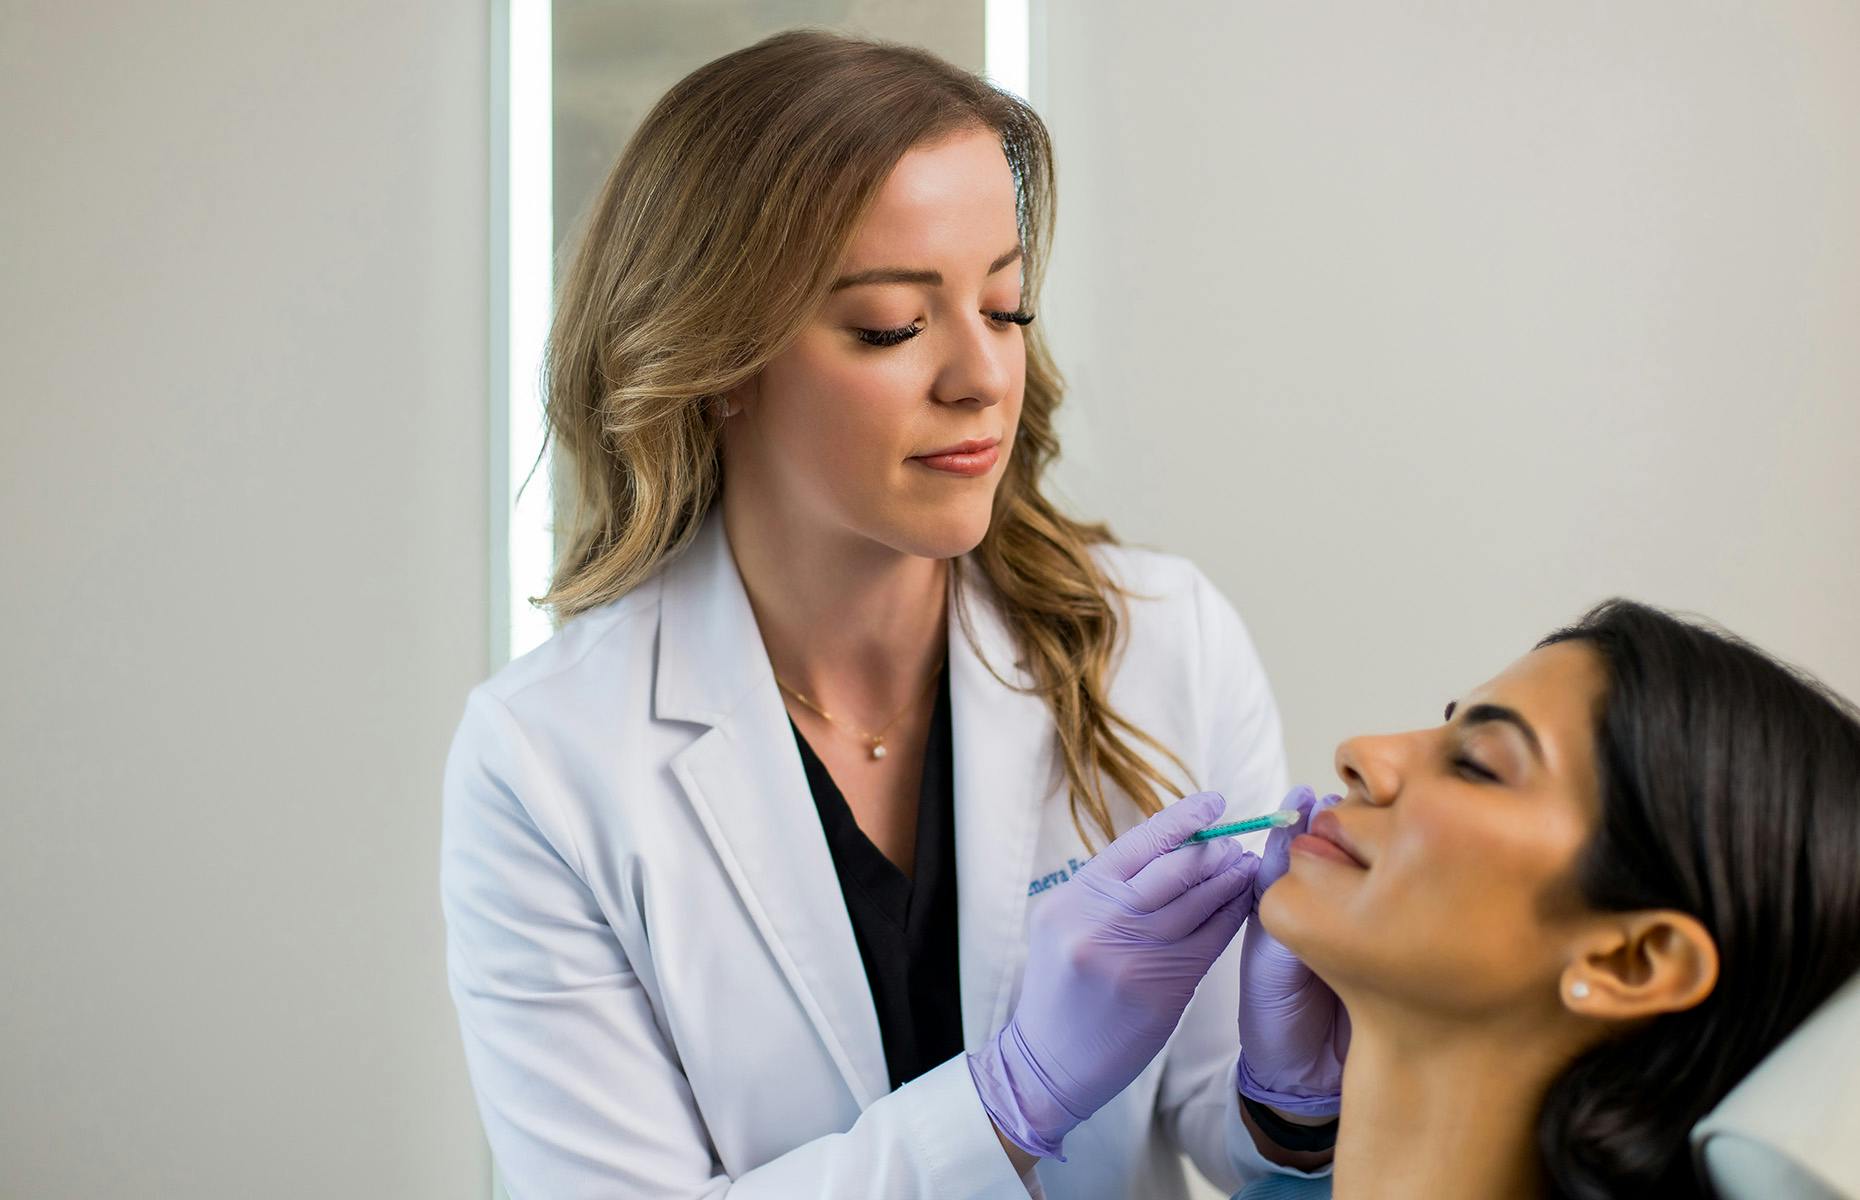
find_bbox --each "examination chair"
[1693,968,1860,1199]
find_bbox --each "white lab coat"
[441,510,1295,1199]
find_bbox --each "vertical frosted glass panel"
[552,3,985,254]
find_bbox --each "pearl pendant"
[870,742,887,760]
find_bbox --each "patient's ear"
[1560,910,1720,1021]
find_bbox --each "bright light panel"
[985,0,1031,100]
[505,0,554,661]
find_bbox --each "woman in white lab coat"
[441,30,1319,1199]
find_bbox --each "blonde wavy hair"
[538,29,1190,846]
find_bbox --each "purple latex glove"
[969,790,1262,1160]
[1235,785,1350,1119]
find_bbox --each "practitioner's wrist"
[1241,1094,1339,1154]
[1266,1103,1337,1128]
[988,1120,1040,1175]
[965,1031,1073,1162]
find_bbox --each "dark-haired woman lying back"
[1233,599,1860,1200]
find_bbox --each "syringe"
[1174,808,1301,848]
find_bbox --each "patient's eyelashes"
[1455,755,1501,784]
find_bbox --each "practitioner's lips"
[910,437,999,477]
[1293,809,1370,869]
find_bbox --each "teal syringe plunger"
[1175,808,1301,848]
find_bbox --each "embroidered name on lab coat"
[1027,857,1090,896]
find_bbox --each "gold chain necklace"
[773,661,943,761]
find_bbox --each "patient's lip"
[1302,810,1370,869]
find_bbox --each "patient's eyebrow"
[1444,701,1544,762]
[830,244,1023,292]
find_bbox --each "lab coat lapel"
[948,560,1056,1051]
[655,513,890,1108]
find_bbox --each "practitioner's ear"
[1559,910,1719,1021]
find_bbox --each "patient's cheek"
[1403,800,1572,887]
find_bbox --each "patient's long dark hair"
[1533,599,1860,1198]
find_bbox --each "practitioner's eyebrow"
[830,244,1023,292]
[1443,701,1545,763]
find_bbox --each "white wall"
[1,3,490,1196]
[7,5,1858,1196]
[1040,2,1860,790]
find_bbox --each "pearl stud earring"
[1569,981,1591,1000]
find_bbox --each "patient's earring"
[1569,981,1591,1000]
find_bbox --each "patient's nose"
[1335,734,1403,807]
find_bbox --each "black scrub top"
[790,668,963,1091]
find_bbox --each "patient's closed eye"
[1455,755,1501,783]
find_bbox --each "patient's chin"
[1257,871,1374,993]
[1258,874,1320,954]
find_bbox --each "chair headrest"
[1692,969,1860,1199]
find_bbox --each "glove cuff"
[967,1024,1081,1162]
[1234,1053,1343,1119]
